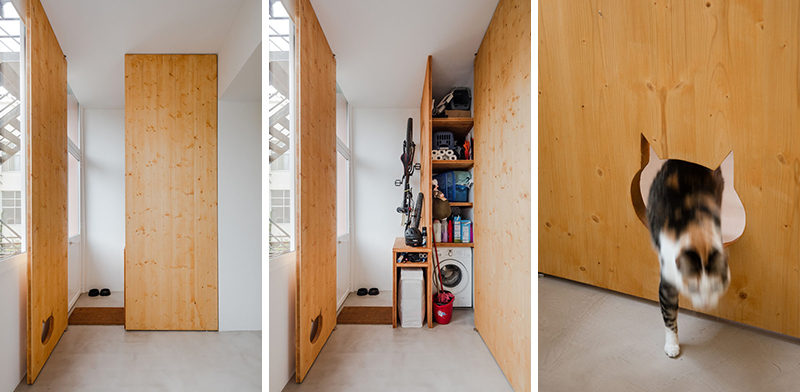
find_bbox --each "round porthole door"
[438,259,468,296]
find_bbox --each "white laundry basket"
[399,268,425,328]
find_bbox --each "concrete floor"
[74,291,124,308]
[342,290,392,307]
[283,309,512,392]
[15,326,260,391]
[539,275,800,392]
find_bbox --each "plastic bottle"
[433,220,442,243]
[448,219,454,242]
[453,216,462,243]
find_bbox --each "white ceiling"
[41,0,246,108]
[310,0,499,108]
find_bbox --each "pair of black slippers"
[356,288,379,296]
[87,288,111,297]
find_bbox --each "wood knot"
[738,291,748,299]
[591,215,600,223]
[579,266,586,271]
[544,222,552,228]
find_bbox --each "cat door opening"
[630,135,746,246]
[309,313,322,344]
[41,314,54,345]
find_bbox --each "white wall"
[84,109,125,292]
[352,107,419,291]
[269,251,296,392]
[0,254,27,390]
[218,100,261,331]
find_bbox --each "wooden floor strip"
[336,306,392,325]
[68,307,125,325]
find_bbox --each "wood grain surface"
[540,0,800,340]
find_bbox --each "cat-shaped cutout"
[631,138,746,245]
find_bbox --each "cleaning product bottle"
[433,220,442,243]
[461,220,471,243]
[453,216,462,243]
[448,219,453,243]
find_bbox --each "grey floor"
[15,326,260,391]
[283,309,512,392]
[74,291,124,308]
[539,275,800,392]
[341,290,392,307]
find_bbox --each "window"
[268,0,295,256]
[1,154,19,171]
[270,190,290,223]
[0,1,24,257]
[67,88,81,239]
[1,190,20,224]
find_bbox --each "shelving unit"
[392,237,433,328]
[420,54,476,260]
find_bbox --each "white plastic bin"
[399,268,425,328]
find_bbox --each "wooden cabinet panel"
[124,54,218,331]
[294,0,337,383]
[474,0,532,391]
[540,0,800,340]
[26,0,68,383]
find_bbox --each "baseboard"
[68,290,81,313]
[336,291,348,313]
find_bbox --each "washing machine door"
[438,259,469,298]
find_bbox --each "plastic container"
[433,291,454,324]
[399,269,425,328]
[433,131,455,150]
[453,216,462,243]
[434,171,471,202]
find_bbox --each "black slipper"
[357,288,368,296]
[88,288,100,297]
[99,288,111,296]
[368,288,379,296]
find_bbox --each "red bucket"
[433,291,454,324]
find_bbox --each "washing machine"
[435,247,472,307]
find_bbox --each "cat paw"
[664,343,680,358]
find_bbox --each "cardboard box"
[445,110,471,118]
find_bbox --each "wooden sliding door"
[295,0,337,382]
[124,54,218,330]
[26,0,68,383]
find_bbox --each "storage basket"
[433,131,455,150]
[434,171,471,202]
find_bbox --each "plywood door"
[26,0,68,383]
[294,0,337,383]
[473,0,532,391]
[124,54,218,331]
[540,0,800,339]
[420,56,432,234]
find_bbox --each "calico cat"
[646,159,730,358]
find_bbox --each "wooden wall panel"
[420,56,432,234]
[540,0,800,339]
[26,0,68,383]
[473,0,531,390]
[124,54,218,331]
[294,0,337,383]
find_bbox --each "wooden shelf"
[432,117,474,138]
[435,242,474,248]
[395,262,431,268]
[432,160,474,171]
[449,202,472,207]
